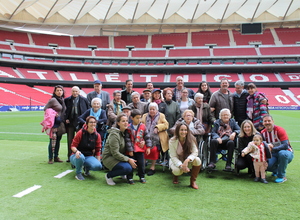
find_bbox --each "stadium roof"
[0,0,299,36]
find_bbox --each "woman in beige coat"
[141,102,169,176]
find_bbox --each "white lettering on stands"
[275,95,290,104]
[70,73,89,81]
[214,75,231,82]
[286,73,300,80]
[249,74,269,82]
[140,75,158,82]
[28,71,47,80]
[105,73,121,82]
[0,71,15,78]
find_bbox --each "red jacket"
[126,123,152,153]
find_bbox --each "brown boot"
[48,159,53,164]
[173,175,179,184]
[190,165,201,189]
[54,157,63,162]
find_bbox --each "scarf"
[113,100,122,115]
[194,102,203,124]
[53,95,66,120]
[153,99,162,105]
[247,95,254,119]
[176,141,184,162]
[145,112,160,147]
[71,96,79,118]
[90,108,101,120]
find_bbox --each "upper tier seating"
[31,34,71,47]
[232,29,274,45]
[152,33,188,48]
[260,46,300,55]
[192,30,230,46]
[275,28,300,44]
[14,46,54,54]
[73,36,109,48]
[169,48,210,57]
[95,50,129,57]
[0,30,29,44]
[56,49,92,56]
[213,47,257,56]
[131,49,166,57]
[114,35,148,48]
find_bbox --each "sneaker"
[207,163,216,170]
[275,177,287,183]
[140,178,146,184]
[223,165,233,172]
[75,173,85,181]
[147,169,156,176]
[260,178,268,184]
[271,172,277,177]
[83,167,90,176]
[105,174,116,185]
[254,177,260,182]
[120,175,127,180]
[127,179,135,185]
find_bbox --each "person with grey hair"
[207,108,240,172]
[87,80,110,110]
[189,92,215,134]
[64,86,89,162]
[233,80,249,126]
[128,91,147,115]
[141,102,169,176]
[107,90,126,127]
[78,97,107,139]
[172,76,195,102]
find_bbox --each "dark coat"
[233,90,249,126]
[64,95,89,127]
[211,118,240,139]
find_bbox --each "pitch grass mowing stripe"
[54,170,74,178]
[12,185,42,198]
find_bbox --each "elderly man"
[128,92,147,115]
[261,114,293,183]
[172,76,195,102]
[233,80,249,126]
[121,79,135,104]
[140,89,152,103]
[87,80,110,110]
[64,86,89,162]
[209,78,233,119]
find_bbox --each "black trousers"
[210,139,234,166]
[127,152,145,179]
[236,154,254,174]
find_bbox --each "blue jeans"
[107,162,132,178]
[267,150,294,178]
[48,135,62,159]
[70,154,102,174]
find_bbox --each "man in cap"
[87,80,110,110]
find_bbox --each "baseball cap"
[143,89,152,93]
[122,106,132,110]
[94,80,102,84]
[152,88,161,94]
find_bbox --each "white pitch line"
[54,170,74,178]
[0,132,44,136]
[13,185,42,198]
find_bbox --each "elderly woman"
[44,85,66,164]
[70,116,102,181]
[102,113,137,185]
[246,83,268,131]
[189,93,215,134]
[142,102,169,176]
[169,122,201,189]
[196,81,212,104]
[78,97,107,139]
[149,89,168,117]
[107,90,126,127]
[128,91,147,115]
[177,88,195,115]
[207,108,240,171]
[236,120,259,176]
[163,87,181,135]
[169,110,205,142]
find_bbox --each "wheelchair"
[200,133,238,173]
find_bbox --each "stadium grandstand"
[0,0,299,111]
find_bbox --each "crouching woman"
[169,122,201,189]
[70,116,102,181]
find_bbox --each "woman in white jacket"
[169,122,201,189]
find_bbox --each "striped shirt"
[261,125,293,152]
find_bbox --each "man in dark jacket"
[172,76,195,102]
[233,80,249,126]
[64,86,89,162]
[121,79,135,104]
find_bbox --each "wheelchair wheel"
[199,141,208,170]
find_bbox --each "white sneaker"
[121,175,127,180]
[105,174,116,185]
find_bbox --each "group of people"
[42,76,293,188]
